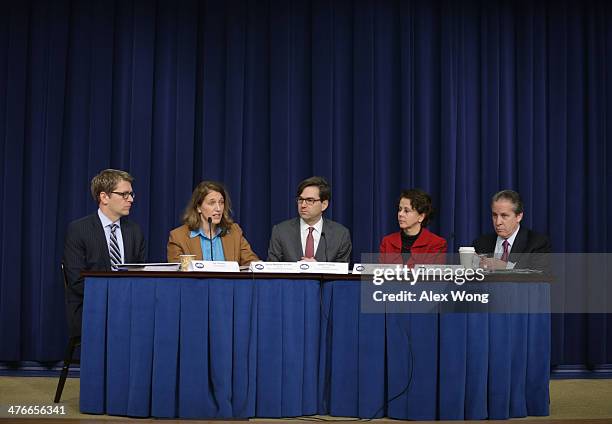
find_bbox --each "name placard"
[297,261,349,274]
[352,263,400,275]
[189,261,240,273]
[249,261,301,273]
[352,263,366,274]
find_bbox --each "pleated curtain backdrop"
[0,0,611,365]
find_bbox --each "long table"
[79,271,550,420]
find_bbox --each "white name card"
[249,262,300,273]
[352,263,403,275]
[190,261,240,273]
[352,263,366,274]
[297,261,349,274]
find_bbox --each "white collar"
[98,209,121,228]
[300,217,323,234]
[497,224,520,246]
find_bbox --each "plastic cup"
[179,254,196,271]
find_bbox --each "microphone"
[321,231,328,262]
[207,217,214,261]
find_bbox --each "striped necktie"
[109,223,122,270]
[501,239,510,262]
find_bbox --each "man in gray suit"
[63,169,146,336]
[267,176,352,262]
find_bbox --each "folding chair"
[54,263,81,403]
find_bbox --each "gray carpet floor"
[1,377,611,421]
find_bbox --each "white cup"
[459,246,476,269]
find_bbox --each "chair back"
[60,262,68,289]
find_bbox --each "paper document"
[119,263,180,271]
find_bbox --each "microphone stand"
[207,217,214,261]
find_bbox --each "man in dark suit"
[472,189,551,270]
[63,169,146,336]
[267,176,352,262]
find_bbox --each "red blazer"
[379,227,447,266]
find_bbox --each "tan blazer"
[167,223,259,266]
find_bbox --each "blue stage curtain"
[0,0,611,366]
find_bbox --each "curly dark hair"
[398,188,435,227]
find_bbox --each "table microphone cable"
[365,312,415,421]
[302,313,416,422]
[285,415,365,422]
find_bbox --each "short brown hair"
[182,181,234,234]
[399,188,435,227]
[491,189,524,215]
[296,176,331,202]
[90,169,134,204]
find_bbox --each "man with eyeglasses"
[267,176,352,262]
[63,169,146,337]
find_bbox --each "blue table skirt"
[319,281,550,420]
[80,277,320,418]
[81,277,550,420]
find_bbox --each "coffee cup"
[179,254,196,271]
[459,246,476,269]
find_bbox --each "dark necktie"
[501,239,510,262]
[305,227,315,258]
[109,223,122,270]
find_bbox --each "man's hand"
[300,256,317,262]
[479,256,507,270]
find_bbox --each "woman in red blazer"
[379,189,447,266]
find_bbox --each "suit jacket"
[63,213,146,336]
[267,217,352,262]
[379,227,448,266]
[472,225,551,270]
[167,223,259,265]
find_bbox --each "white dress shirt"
[494,224,520,269]
[98,209,125,263]
[300,217,323,257]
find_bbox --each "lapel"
[292,218,304,259]
[120,218,132,262]
[509,226,528,262]
[221,229,233,261]
[189,233,204,260]
[90,214,111,269]
[411,228,430,250]
[485,233,497,254]
[388,232,402,250]
[315,219,327,261]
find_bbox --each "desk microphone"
[321,231,328,262]
[207,217,214,261]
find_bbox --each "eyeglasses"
[110,191,135,200]
[296,197,321,206]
